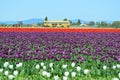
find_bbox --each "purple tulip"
[0,32,119,63]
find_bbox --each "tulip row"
[0,59,120,80]
[0,28,120,32]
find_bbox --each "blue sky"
[0,0,120,21]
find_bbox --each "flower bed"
[0,31,120,80]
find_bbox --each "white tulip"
[43,66,46,70]
[16,64,19,68]
[117,64,120,68]
[16,62,23,68]
[41,62,44,67]
[51,68,54,71]
[18,62,23,67]
[46,72,51,77]
[49,63,53,68]
[84,69,90,74]
[62,64,67,69]
[4,62,9,68]
[8,75,14,80]
[103,65,107,70]
[0,68,3,72]
[54,75,59,80]
[118,73,120,78]
[113,65,116,69]
[76,66,81,71]
[4,71,9,76]
[71,62,75,67]
[9,65,13,69]
[71,72,76,77]
[112,77,119,80]
[63,76,68,80]
[42,71,47,76]
[64,71,69,76]
[35,64,40,69]
[13,70,18,76]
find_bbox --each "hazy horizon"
[0,0,120,21]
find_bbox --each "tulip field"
[0,28,120,80]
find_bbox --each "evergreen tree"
[77,19,81,25]
[18,21,23,26]
[63,18,67,21]
[45,16,48,21]
[100,21,108,27]
[88,21,95,26]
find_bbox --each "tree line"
[87,21,120,28]
[0,16,120,28]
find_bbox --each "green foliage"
[100,21,108,27]
[77,19,81,25]
[88,21,95,26]
[112,21,120,28]
[95,22,101,27]
[37,22,41,26]
[0,58,119,80]
[18,21,23,26]
[95,21,120,28]
[63,18,67,21]
[69,20,72,24]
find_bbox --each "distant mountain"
[0,18,113,24]
[0,21,18,24]
[0,18,44,24]
[22,18,43,24]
